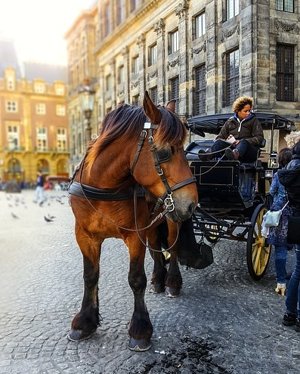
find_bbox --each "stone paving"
[0,189,299,374]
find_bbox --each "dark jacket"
[216,113,264,146]
[278,155,300,212]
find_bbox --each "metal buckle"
[164,194,175,212]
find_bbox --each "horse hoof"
[149,284,165,294]
[67,328,96,342]
[128,337,151,352]
[165,287,180,298]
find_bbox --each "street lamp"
[79,83,95,145]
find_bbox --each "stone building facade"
[66,0,300,172]
[0,41,69,185]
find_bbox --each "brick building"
[0,39,69,186]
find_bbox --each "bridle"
[130,121,196,218]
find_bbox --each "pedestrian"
[210,96,264,162]
[278,140,300,330]
[267,147,293,296]
[34,170,46,206]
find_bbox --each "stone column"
[206,0,218,113]
[137,34,146,95]
[175,0,190,116]
[121,47,129,103]
[154,18,165,105]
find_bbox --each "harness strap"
[151,176,197,214]
[69,181,145,201]
[130,130,147,173]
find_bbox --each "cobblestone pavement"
[0,190,299,374]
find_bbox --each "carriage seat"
[186,138,265,167]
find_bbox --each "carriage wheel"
[246,204,271,280]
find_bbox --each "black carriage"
[185,112,295,280]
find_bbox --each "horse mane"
[84,103,187,175]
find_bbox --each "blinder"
[156,148,172,163]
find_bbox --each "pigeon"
[44,216,54,222]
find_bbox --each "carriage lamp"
[268,151,279,169]
[79,83,95,144]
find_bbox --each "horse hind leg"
[68,229,102,341]
[165,222,183,298]
[165,245,183,298]
[147,224,167,294]
[126,234,153,351]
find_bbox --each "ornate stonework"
[167,56,180,69]
[175,0,190,20]
[220,24,240,42]
[154,19,165,36]
[274,18,299,33]
[191,41,207,56]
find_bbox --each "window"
[105,74,112,92]
[118,65,125,85]
[227,0,239,20]
[169,76,179,112]
[6,74,15,90]
[276,0,294,12]
[36,103,46,115]
[55,85,65,95]
[132,95,139,106]
[7,125,19,149]
[276,44,294,101]
[149,44,157,66]
[149,86,158,105]
[34,82,45,93]
[56,105,66,116]
[132,56,139,74]
[194,65,206,115]
[169,29,179,54]
[57,128,67,151]
[37,127,47,151]
[6,100,18,113]
[116,0,125,25]
[104,3,111,37]
[195,12,206,39]
[225,49,239,106]
[130,0,137,12]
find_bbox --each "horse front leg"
[68,225,102,341]
[125,233,153,351]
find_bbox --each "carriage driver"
[211,96,264,162]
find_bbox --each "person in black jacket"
[211,96,264,162]
[278,140,300,331]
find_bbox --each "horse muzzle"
[166,199,196,222]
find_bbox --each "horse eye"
[157,148,172,163]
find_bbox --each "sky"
[0,0,96,65]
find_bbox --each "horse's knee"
[128,270,147,292]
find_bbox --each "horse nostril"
[188,202,196,215]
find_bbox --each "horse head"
[132,91,198,222]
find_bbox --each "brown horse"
[68,91,198,351]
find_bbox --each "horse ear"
[143,91,162,124]
[166,99,176,113]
